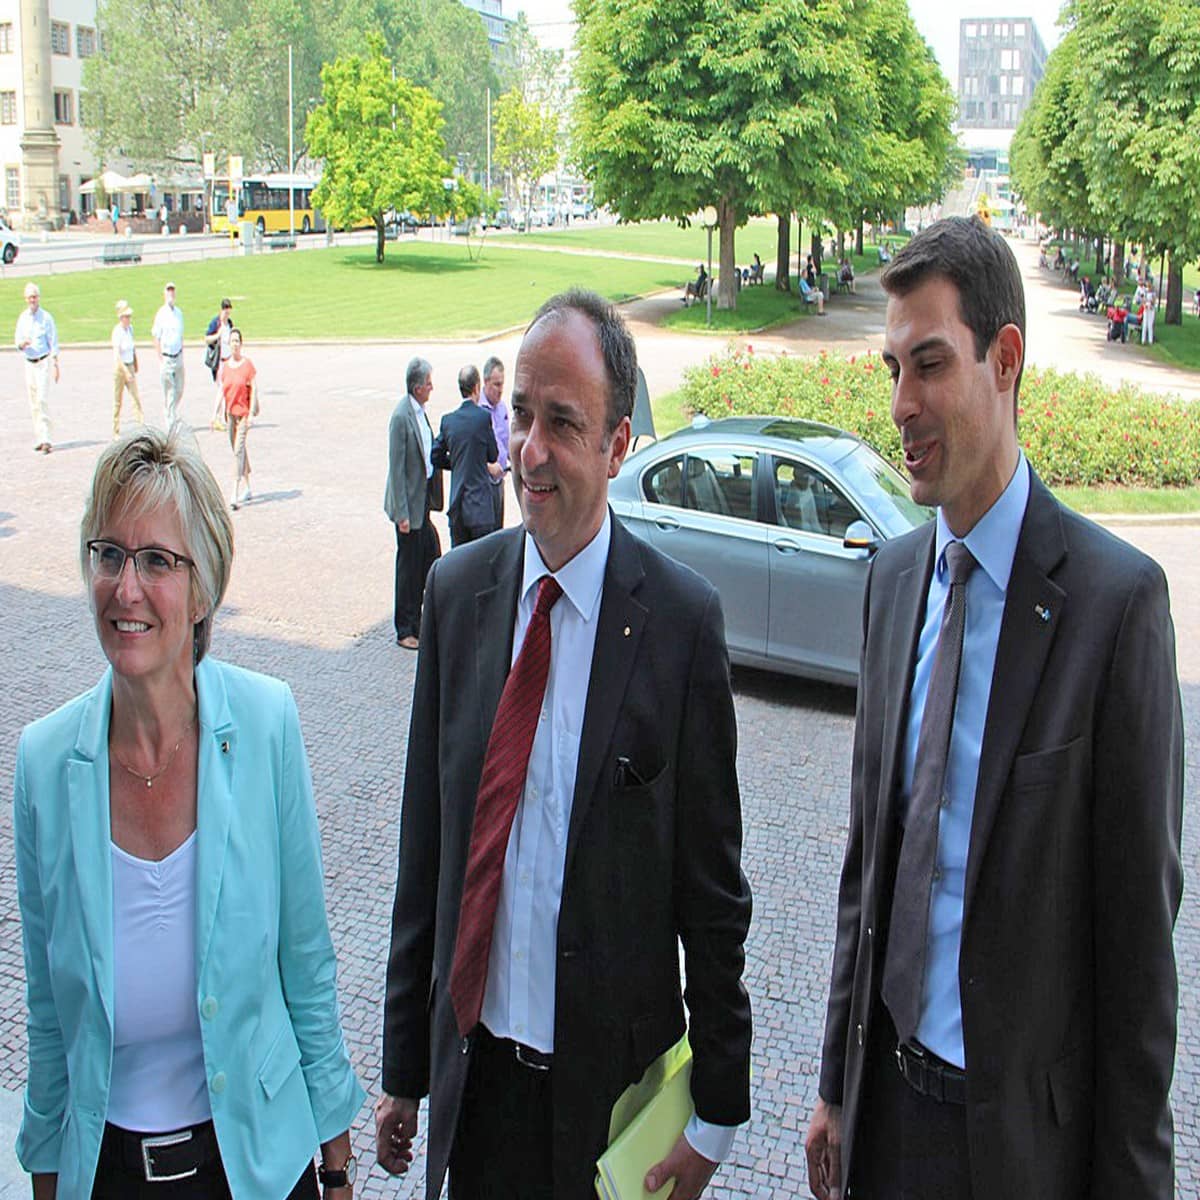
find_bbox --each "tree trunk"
[811,230,823,276]
[1094,236,1104,275]
[1110,237,1123,288]
[1166,255,1182,325]
[856,215,864,257]
[775,212,791,292]
[375,215,386,263]
[717,195,737,310]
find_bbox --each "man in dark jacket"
[433,365,501,547]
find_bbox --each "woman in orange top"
[219,329,259,510]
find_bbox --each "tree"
[83,0,325,171]
[573,0,874,310]
[492,89,558,225]
[306,37,449,262]
[317,0,497,170]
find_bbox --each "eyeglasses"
[87,539,194,585]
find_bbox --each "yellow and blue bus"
[210,174,323,236]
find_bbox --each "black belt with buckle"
[481,1026,553,1072]
[100,1120,221,1182]
[163,351,182,358]
[895,1041,967,1105]
[26,354,48,363]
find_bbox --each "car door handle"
[654,515,681,531]
[773,538,803,554]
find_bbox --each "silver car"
[608,415,932,685]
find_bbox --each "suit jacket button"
[866,925,873,939]
[211,1072,227,1094]
[201,996,218,1020]
[461,1038,470,1054]
[856,1023,864,1047]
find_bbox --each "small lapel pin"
[220,740,230,754]
[623,625,631,637]
[1034,604,1051,624]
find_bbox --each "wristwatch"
[317,1153,357,1189]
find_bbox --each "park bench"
[97,242,142,266]
[266,233,297,250]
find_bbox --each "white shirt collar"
[520,510,611,623]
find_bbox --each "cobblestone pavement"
[0,318,1196,1196]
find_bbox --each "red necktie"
[450,574,563,1037]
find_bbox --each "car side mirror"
[843,520,878,554]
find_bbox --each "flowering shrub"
[680,349,1200,487]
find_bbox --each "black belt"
[480,1026,553,1072]
[895,1041,967,1105]
[26,354,48,363]
[163,351,182,358]
[99,1120,221,1182]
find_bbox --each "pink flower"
[712,366,721,378]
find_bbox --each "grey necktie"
[883,539,978,1044]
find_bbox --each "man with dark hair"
[806,215,1182,1200]
[384,356,441,650]
[480,355,511,526]
[433,363,501,547]
[377,290,752,1200]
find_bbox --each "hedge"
[680,347,1200,487]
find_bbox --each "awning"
[79,169,134,194]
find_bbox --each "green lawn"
[2,241,688,343]
[661,280,820,333]
[494,216,785,264]
[1145,313,1200,370]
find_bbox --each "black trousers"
[448,1027,554,1200]
[91,1122,319,1200]
[492,479,506,528]
[850,1012,973,1200]
[394,517,440,640]
[449,514,498,548]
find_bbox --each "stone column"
[18,0,60,229]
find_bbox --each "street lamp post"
[702,204,718,328]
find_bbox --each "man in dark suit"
[433,364,501,547]
[805,217,1183,1200]
[384,356,441,650]
[377,290,752,1200]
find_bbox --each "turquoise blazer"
[13,657,366,1199]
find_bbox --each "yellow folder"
[595,1036,694,1200]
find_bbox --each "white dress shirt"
[410,395,433,478]
[481,513,736,1164]
[14,307,58,359]
[151,304,185,355]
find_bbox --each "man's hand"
[487,461,503,479]
[805,1098,843,1200]
[644,1134,717,1199]
[397,519,411,534]
[52,360,60,383]
[375,1093,419,1175]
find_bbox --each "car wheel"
[301,215,311,234]
[256,216,266,235]
[1,243,14,264]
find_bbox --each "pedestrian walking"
[150,282,185,427]
[205,299,234,431]
[1142,282,1158,345]
[14,281,59,453]
[110,299,143,438]
[219,328,259,509]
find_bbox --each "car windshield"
[836,442,933,536]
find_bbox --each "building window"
[51,21,70,55]
[0,22,13,53]
[1013,75,1025,96]
[965,23,976,38]
[53,90,73,125]
[1014,22,1026,37]
[77,92,86,127]
[76,25,96,57]
[1000,23,1009,38]
[6,167,20,211]
[0,91,15,124]
[1001,76,1010,96]
[1000,49,1017,70]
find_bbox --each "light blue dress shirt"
[482,512,737,1164]
[900,455,1030,1068]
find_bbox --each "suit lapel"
[963,477,1066,916]
[194,658,237,971]
[67,670,116,1029]
[565,520,647,879]
[474,531,524,753]
[877,530,936,835]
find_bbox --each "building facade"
[460,0,511,53]
[0,0,100,227]
[957,16,1047,132]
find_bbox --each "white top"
[151,304,185,355]
[112,323,135,365]
[409,394,433,478]
[108,831,211,1131]
[14,307,58,359]
[480,514,736,1162]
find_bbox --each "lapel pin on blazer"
[221,740,230,754]
[1034,604,1052,624]
[623,625,631,637]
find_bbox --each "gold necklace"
[111,714,196,789]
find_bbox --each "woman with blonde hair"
[110,299,143,437]
[14,427,363,1199]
